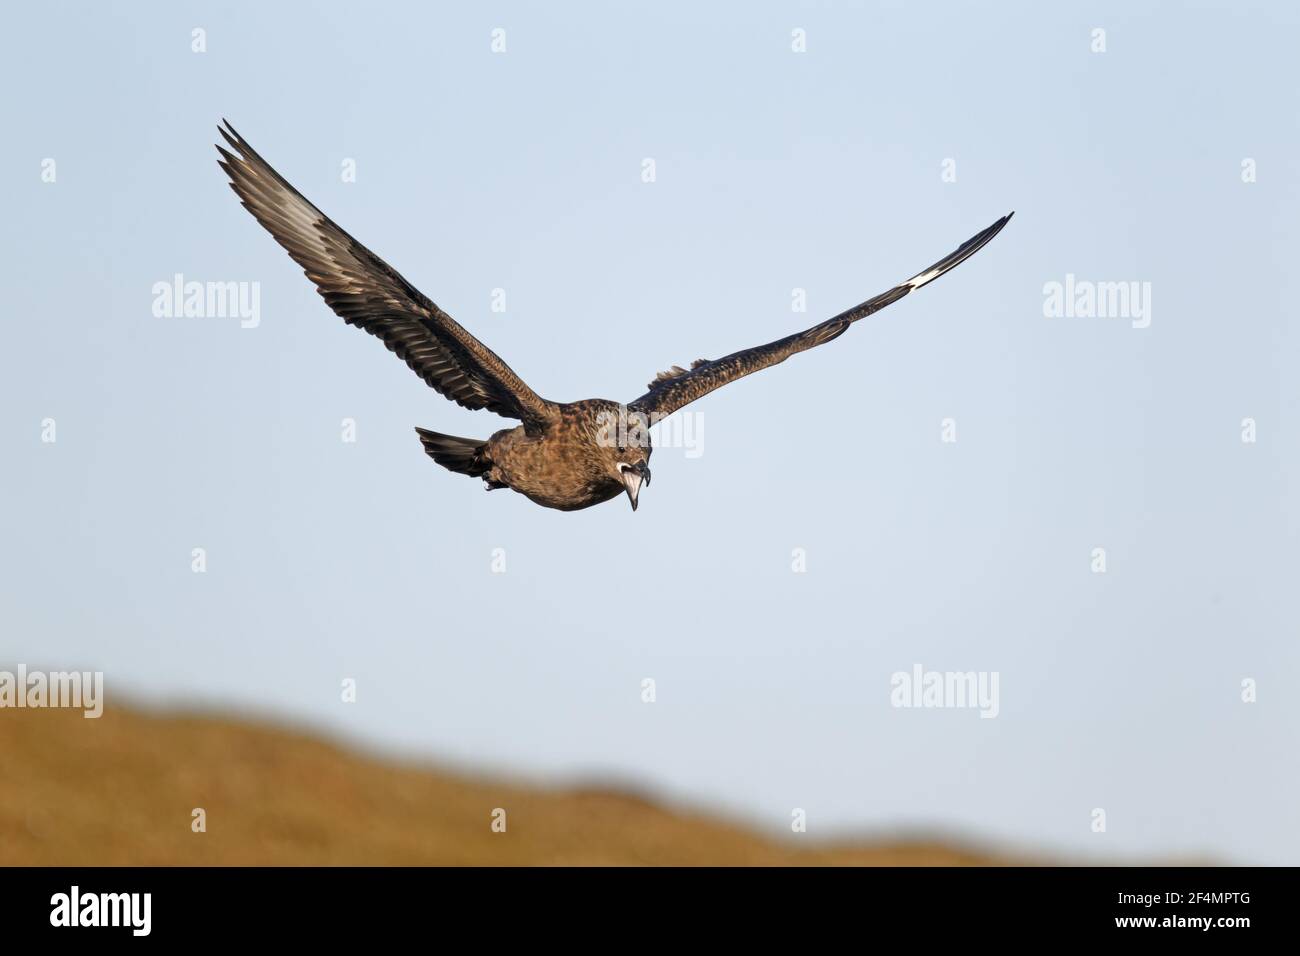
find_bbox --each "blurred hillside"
[0,705,1017,865]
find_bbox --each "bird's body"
[431,400,649,511]
[217,121,1010,512]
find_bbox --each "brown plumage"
[217,121,1011,512]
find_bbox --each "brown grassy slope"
[0,705,1013,866]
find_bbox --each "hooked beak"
[619,462,651,511]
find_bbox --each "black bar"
[0,866,1281,942]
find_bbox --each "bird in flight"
[217,121,1011,512]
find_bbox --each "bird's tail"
[414,428,489,478]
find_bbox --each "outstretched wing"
[629,214,1013,420]
[216,120,556,431]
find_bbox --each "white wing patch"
[906,264,947,289]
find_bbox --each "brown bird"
[217,121,1011,512]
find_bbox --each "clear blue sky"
[3,1,1297,863]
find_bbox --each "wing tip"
[983,211,1015,240]
[216,120,241,158]
[901,211,1014,291]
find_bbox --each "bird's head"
[614,451,652,512]
[597,406,653,511]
